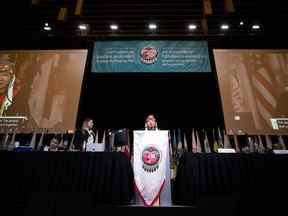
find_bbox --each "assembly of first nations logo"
[140,46,158,64]
[142,146,161,172]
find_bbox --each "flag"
[177,128,183,152]
[171,129,177,153]
[224,0,235,13]
[183,131,188,151]
[248,136,255,153]
[58,132,67,151]
[94,129,98,143]
[257,136,266,153]
[0,133,4,151]
[7,130,16,151]
[233,133,240,153]
[278,135,287,150]
[105,129,113,152]
[63,134,69,149]
[196,130,202,153]
[191,129,197,153]
[203,0,213,15]
[69,132,75,151]
[101,130,106,144]
[246,53,279,129]
[58,133,64,146]
[169,130,177,179]
[99,130,107,152]
[265,135,273,151]
[58,7,67,21]
[37,130,45,151]
[203,130,211,153]
[170,130,179,180]
[253,136,259,152]
[217,128,224,148]
[1,131,10,151]
[223,130,231,148]
[169,130,174,167]
[108,130,115,151]
[29,131,37,150]
[212,128,219,153]
[75,0,84,15]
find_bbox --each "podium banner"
[133,130,168,206]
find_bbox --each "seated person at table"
[72,118,95,151]
[43,135,61,152]
[57,137,68,152]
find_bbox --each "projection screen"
[0,50,87,131]
[214,49,288,135]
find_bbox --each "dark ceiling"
[2,0,288,37]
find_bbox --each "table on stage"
[173,153,288,212]
[1,151,288,213]
[0,152,134,212]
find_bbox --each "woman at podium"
[134,114,172,206]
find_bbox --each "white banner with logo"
[133,130,168,206]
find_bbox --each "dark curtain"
[0,152,134,213]
[174,153,288,213]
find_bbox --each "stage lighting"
[110,24,118,30]
[43,26,51,31]
[221,24,229,30]
[252,24,260,30]
[234,116,241,120]
[43,23,51,31]
[240,21,244,26]
[188,24,197,30]
[148,23,157,30]
[78,24,88,30]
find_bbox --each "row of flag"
[0,128,287,154]
[0,129,108,152]
[169,128,287,155]
[168,128,288,179]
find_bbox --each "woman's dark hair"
[145,113,157,122]
[83,118,93,123]
[81,118,94,130]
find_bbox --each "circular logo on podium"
[142,146,161,172]
[140,47,158,64]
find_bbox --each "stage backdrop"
[91,41,211,73]
[214,49,288,135]
[0,50,87,131]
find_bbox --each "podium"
[133,130,172,206]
